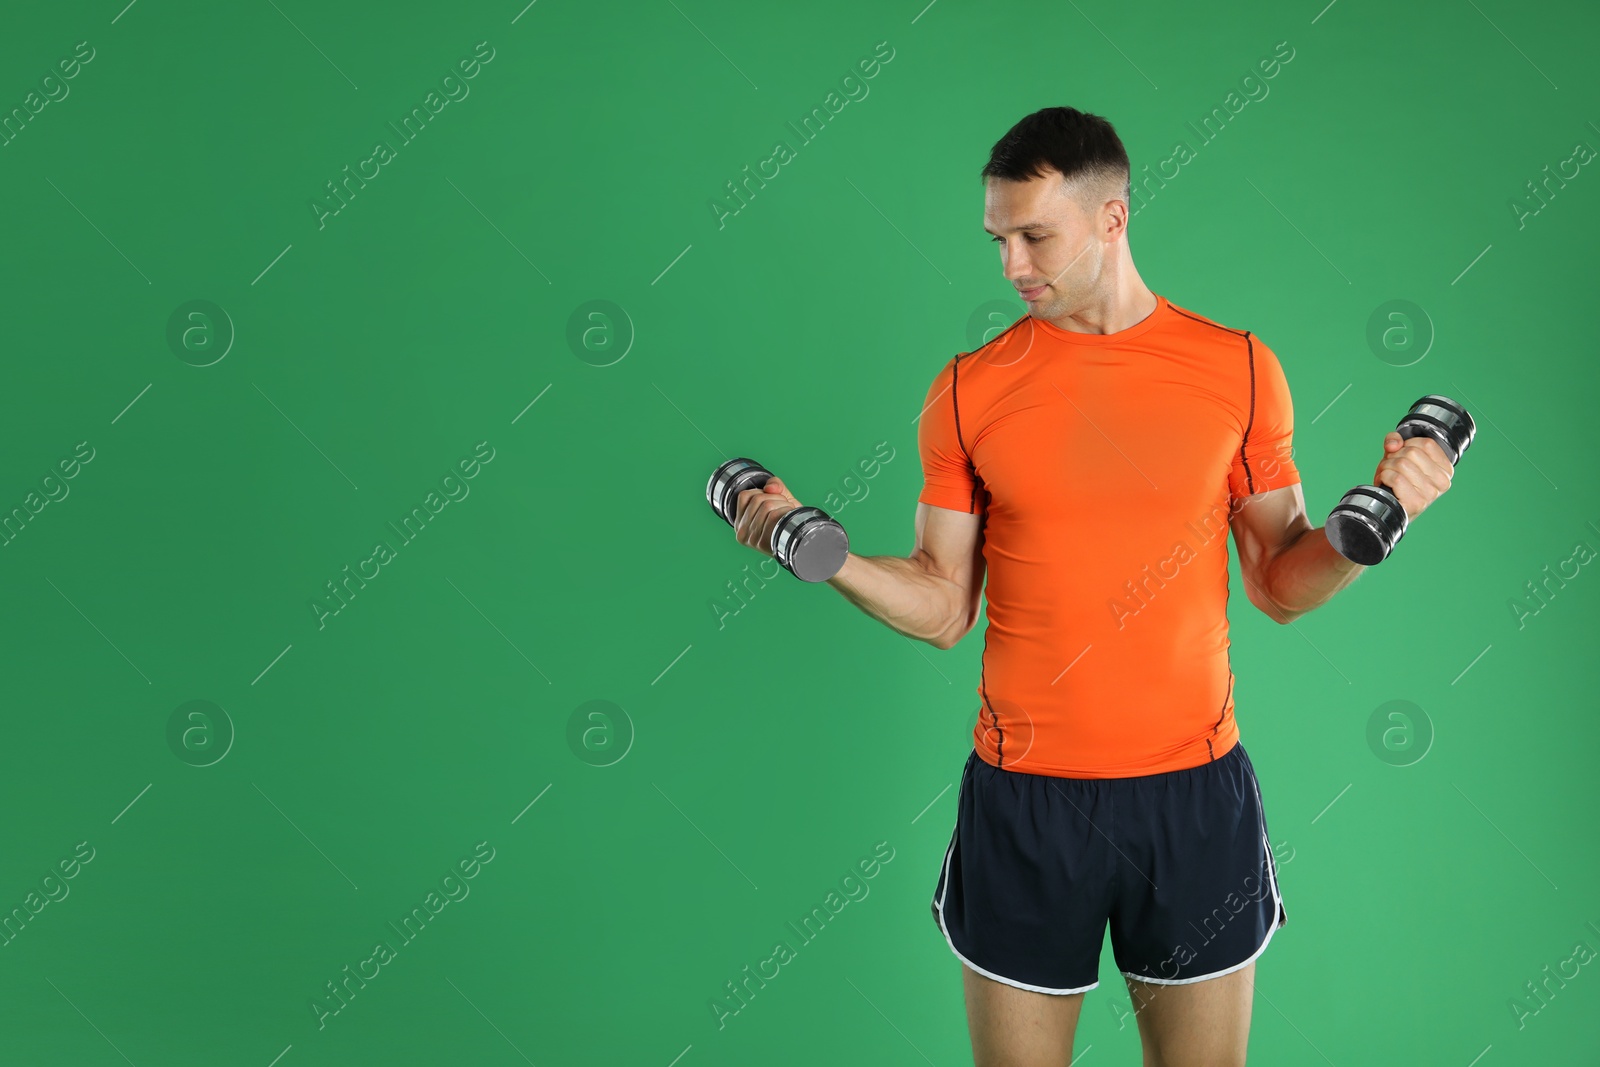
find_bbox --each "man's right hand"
[733,476,804,558]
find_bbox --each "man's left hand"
[1373,432,1454,520]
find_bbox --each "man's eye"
[990,235,1044,243]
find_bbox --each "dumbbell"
[1325,394,1474,566]
[707,458,849,582]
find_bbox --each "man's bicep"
[1229,483,1311,611]
[914,502,986,647]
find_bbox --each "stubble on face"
[987,173,1103,323]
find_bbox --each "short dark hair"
[980,107,1131,208]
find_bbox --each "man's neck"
[1044,285,1158,335]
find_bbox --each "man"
[729,107,1454,1066]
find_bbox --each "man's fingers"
[739,499,776,544]
[734,486,776,531]
[1376,441,1453,500]
[1374,467,1407,511]
[764,477,800,507]
[735,493,789,550]
[1393,447,1452,494]
[731,477,804,556]
[1403,438,1453,475]
[1405,439,1453,485]
[1377,466,1428,517]
[755,507,787,551]
[733,491,768,540]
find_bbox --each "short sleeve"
[916,357,982,513]
[1228,334,1301,501]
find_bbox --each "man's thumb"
[765,476,795,501]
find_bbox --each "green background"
[1,0,1596,1064]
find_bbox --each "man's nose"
[1003,254,1033,281]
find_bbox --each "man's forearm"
[826,552,961,646]
[1258,527,1366,623]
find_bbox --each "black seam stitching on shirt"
[1169,305,1249,337]
[962,312,1031,357]
[1168,306,1260,497]
[1241,332,1257,495]
[979,623,1001,767]
[1214,623,1234,737]
[951,355,982,515]
[951,355,968,457]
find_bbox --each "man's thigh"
[1123,961,1254,1067]
[963,962,1086,1067]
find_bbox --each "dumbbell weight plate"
[773,506,849,583]
[707,458,769,527]
[1325,485,1407,566]
[1396,394,1476,465]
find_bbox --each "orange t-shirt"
[917,293,1301,778]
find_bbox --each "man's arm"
[828,502,987,649]
[1230,433,1457,624]
[730,477,987,648]
[1228,483,1362,625]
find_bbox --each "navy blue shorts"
[930,740,1286,994]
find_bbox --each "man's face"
[982,170,1106,323]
